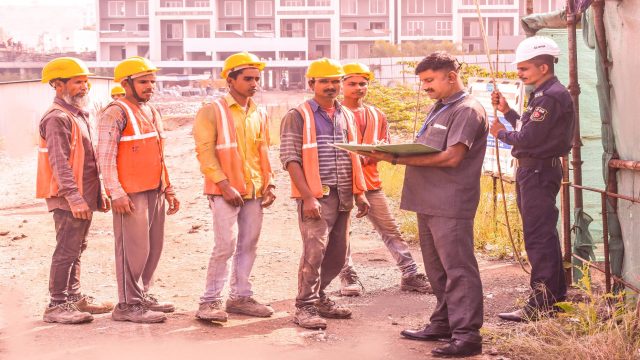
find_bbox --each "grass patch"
[488,273,640,359]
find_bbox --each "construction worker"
[279,58,370,330]
[193,52,276,322]
[37,57,113,324]
[359,52,487,357]
[110,85,125,100]
[97,56,180,323]
[338,62,431,296]
[492,36,573,322]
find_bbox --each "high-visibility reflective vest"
[291,101,366,198]
[36,104,85,198]
[111,98,169,194]
[360,105,386,191]
[202,98,273,195]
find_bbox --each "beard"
[62,90,90,109]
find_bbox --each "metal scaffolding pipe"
[609,159,640,171]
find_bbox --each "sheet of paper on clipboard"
[332,143,440,155]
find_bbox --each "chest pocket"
[421,113,455,151]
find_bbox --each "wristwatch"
[391,154,399,165]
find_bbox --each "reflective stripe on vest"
[361,105,384,191]
[290,101,365,198]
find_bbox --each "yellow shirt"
[193,93,268,198]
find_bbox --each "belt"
[516,157,560,168]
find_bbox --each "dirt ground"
[0,92,532,360]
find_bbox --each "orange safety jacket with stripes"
[292,101,366,199]
[110,98,170,195]
[36,104,85,198]
[203,97,274,195]
[359,105,387,191]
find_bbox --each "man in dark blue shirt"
[490,36,575,322]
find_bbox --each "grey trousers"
[49,209,91,302]
[113,189,165,305]
[342,189,418,276]
[296,191,351,307]
[417,214,483,344]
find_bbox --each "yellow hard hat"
[343,62,374,81]
[306,58,344,79]
[221,52,266,79]
[41,57,94,83]
[114,56,159,82]
[111,85,126,96]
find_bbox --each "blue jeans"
[200,196,263,303]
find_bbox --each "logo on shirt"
[531,107,548,122]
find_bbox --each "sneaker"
[293,305,327,329]
[340,271,364,297]
[111,303,167,323]
[195,300,228,322]
[226,296,274,318]
[315,297,352,319]
[43,302,93,324]
[68,294,114,314]
[142,293,175,313]
[401,273,432,294]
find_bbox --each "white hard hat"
[513,36,561,64]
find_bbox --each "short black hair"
[528,54,556,73]
[415,52,460,75]
[227,68,245,80]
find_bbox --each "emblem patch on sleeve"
[531,107,548,122]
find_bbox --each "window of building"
[281,20,304,37]
[310,0,330,5]
[110,45,126,61]
[463,21,480,37]
[163,1,182,7]
[281,0,303,5]
[109,23,125,31]
[256,23,272,31]
[137,45,149,57]
[166,23,183,39]
[255,1,272,16]
[488,18,513,36]
[193,1,210,6]
[137,23,149,31]
[136,1,148,16]
[436,0,451,14]
[341,22,357,32]
[341,43,358,59]
[108,1,125,17]
[224,1,241,16]
[195,23,210,38]
[406,0,424,15]
[461,0,513,4]
[225,23,242,31]
[436,21,452,36]
[341,0,357,14]
[369,0,386,14]
[315,22,330,38]
[370,21,385,30]
[407,21,424,36]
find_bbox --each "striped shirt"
[280,99,354,210]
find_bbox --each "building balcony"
[184,36,307,53]
[99,30,149,38]
[214,31,276,39]
[339,29,391,38]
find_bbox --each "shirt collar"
[224,92,256,112]
[308,98,342,113]
[533,76,559,94]
[54,96,89,118]
[441,90,468,105]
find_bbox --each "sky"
[0,0,96,48]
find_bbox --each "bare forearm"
[286,162,315,199]
[396,144,467,168]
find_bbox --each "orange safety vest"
[110,98,170,194]
[36,104,85,199]
[291,101,366,198]
[202,98,274,195]
[360,105,387,191]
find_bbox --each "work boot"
[340,270,363,297]
[226,296,274,318]
[68,294,114,314]
[142,293,175,313]
[400,273,432,294]
[195,300,228,322]
[43,302,93,324]
[111,303,167,323]
[293,305,327,329]
[315,297,352,319]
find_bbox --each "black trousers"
[516,164,567,309]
